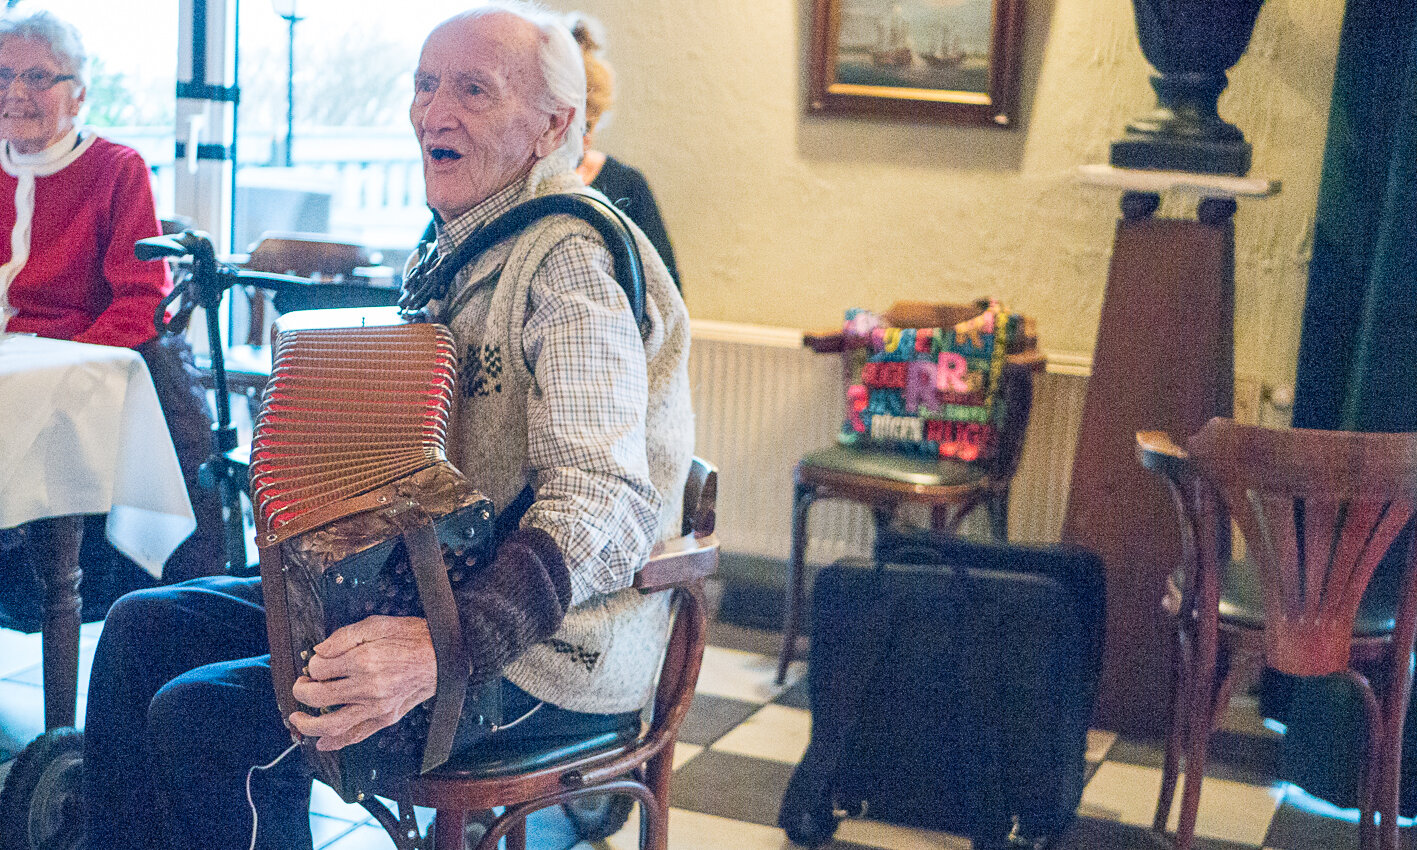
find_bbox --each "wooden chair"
[363,458,720,850]
[197,232,398,412]
[1137,420,1417,850]
[775,301,1046,683]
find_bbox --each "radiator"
[687,320,1092,565]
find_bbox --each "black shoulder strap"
[399,193,646,328]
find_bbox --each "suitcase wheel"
[778,769,840,848]
[781,804,839,848]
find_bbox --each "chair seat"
[195,346,271,391]
[798,443,986,489]
[1218,558,1399,637]
[429,723,640,780]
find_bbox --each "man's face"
[411,13,563,221]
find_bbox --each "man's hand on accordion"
[287,615,438,751]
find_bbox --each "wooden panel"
[1062,215,1234,736]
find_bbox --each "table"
[0,334,194,729]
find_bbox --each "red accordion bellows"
[250,308,458,542]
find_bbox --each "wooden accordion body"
[253,307,496,802]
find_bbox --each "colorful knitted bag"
[839,301,1018,462]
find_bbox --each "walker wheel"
[562,792,635,842]
[0,728,85,850]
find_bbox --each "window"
[24,0,179,218]
[231,0,476,258]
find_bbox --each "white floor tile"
[310,778,375,823]
[311,812,362,848]
[1079,760,1283,847]
[1085,728,1118,763]
[0,681,45,756]
[317,822,397,850]
[693,646,802,705]
[672,742,703,771]
[0,628,42,679]
[711,704,811,766]
[836,817,973,850]
[601,806,795,850]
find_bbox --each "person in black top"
[570,14,680,290]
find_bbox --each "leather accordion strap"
[399,192,646,328]
[258,543,301,736]
[384,500,470,774]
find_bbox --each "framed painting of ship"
[808,0,1026,126]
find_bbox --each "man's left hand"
[288,615,437,751]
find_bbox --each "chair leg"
[638,794,669,850]
[1173,675,1216,850]
[1154,627,1190,834]
[986,490,1009,542]
[1340,670,1384,850]
[777,482,815,685]
[1376,662,1411,850]
[1174,597,1225,850]
[506,817,527,850]
[433,809,467,850]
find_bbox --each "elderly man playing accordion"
[80,4,692,848]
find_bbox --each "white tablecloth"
[0,334,195,576]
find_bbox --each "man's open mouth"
[428,147,462,162]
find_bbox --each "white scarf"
[0,127,96,333]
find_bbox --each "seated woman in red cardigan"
[0,10,222,622]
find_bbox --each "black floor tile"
[1104,729,1278,786]
[705,614,787,658]
[669,749,795,828]
[1258,799,1417,850]
[1057,816,1252,850]
[775,679,810,710]
[678,693,761,747]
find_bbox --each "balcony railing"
[107,125,430,254]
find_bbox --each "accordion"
[253,307,497,802]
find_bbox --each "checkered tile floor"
[0,590,1403,849]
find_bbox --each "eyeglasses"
[0,68,77,92]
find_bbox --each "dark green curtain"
[1291,0,1417,433]
[1278,0,1417,813]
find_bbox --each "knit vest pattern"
[433,171,695,714]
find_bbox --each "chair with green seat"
[383,457,720,850]
[1137,421,1417,850]
[774,301,1046,684]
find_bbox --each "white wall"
[546,0,1345,389]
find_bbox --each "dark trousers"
[82,576,632,850]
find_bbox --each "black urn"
[1110,0,1265,176]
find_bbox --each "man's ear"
[534,106,575,158]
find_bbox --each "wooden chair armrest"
[1136,430,1191,485]
[803,329,844,353]
[1004,349,1047,374]
[635,533,720,593]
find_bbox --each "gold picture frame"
[808,0,1026,126]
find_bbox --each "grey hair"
[0,10,87,87]
[455,2,586,176]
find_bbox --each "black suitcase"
[778,532,1105,849]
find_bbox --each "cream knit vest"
[430,171,694,714]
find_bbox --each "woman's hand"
[287,615,437,751]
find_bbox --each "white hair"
[457,2,586,176]
[0,10,87,87]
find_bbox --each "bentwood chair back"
[1138,419,1417,850]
